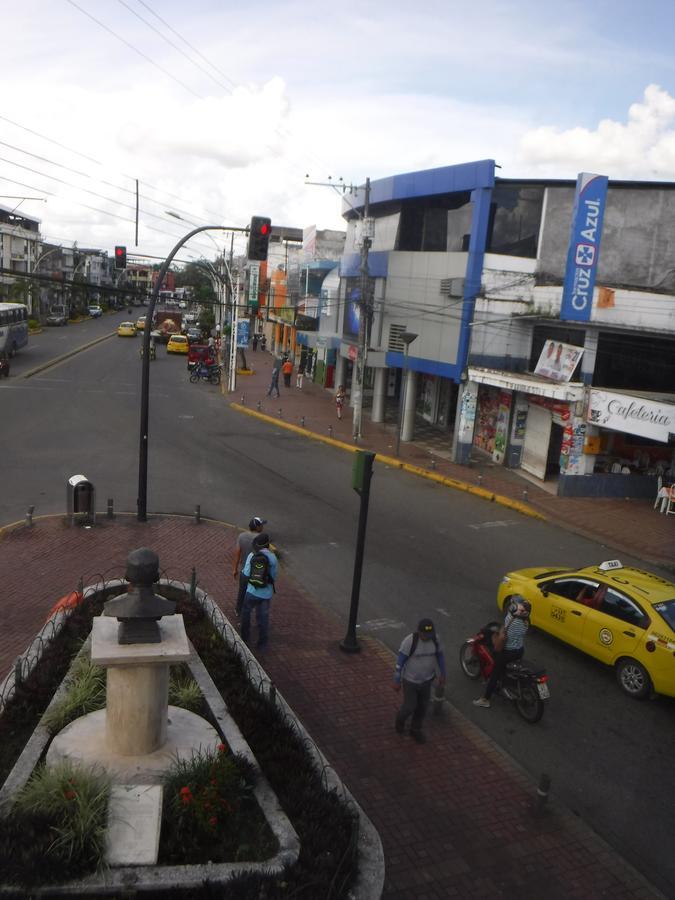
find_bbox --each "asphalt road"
[2,324,674,895]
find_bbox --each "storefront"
[557,388,675,497]
[460,367,586,487]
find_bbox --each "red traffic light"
[114,245,127,269]
[260,223,270,236]
[248,217,272,261]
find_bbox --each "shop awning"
[468,367,585,402]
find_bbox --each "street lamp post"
[395,332,418,457]
[137,224,246,522]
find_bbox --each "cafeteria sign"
[587,389,675,442]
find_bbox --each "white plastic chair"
[666,487,675,516]
[654,476,663,510]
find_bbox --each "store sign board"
[560,172,608,322]
[587,389,675,442]
[236,319,250,348]
[534,340,584,383]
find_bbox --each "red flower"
[179,786,193,806]
[217,743,226,754]
[63,789,76,800]
[209,816,218,827]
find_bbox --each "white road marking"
[467,520,521,530]
[434,608,451,618]
[358,618,407,632]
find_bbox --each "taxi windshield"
[653,599,675,631]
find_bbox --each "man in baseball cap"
[393,618,446,743]
[232,516,267,616]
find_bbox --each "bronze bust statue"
[104,548,175,643]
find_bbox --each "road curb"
[22,331,117,378]
[231,403,545,521]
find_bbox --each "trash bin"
[67,474,96,526]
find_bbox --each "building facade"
[322,161,675,497]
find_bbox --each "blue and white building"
[315,160,675,497]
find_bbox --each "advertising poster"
[534,340,584,383]
[236,319,250,348]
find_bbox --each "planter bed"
[0,577,381,898]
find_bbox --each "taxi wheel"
[616,658,651,700]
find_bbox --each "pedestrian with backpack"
[393,618,446,743]
[241,532,278,649]
[231,515,266,617]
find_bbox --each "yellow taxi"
[497,560,675,699]
[136,315,147,332]
[167,334,189,354]
[117,321,137,337]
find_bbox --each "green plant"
[42,655,106,734]
[0,760,110,886]
[160,745,276,864]
[169,668,203,713]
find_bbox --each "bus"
[0,303,29,357]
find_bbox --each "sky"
[3,0,675,263]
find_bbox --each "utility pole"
[353,177,371,440]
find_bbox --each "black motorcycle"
[459,622,550,723]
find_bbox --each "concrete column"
[334,355,346,394]
[349,360,360,410]
[371,367,387,423]
[106,664,169,755]
[581,331,598,384]
[452,380,479,464]
[400,369,417,442]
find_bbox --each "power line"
[64,0,204,99]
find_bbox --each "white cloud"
[516,85,675,179]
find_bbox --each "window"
[397,193,472,252]
[487,184,544,259]
[600,589,649,629]
[544,578,595,601]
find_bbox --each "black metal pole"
[340,451,375,653]
[137,224,236,522]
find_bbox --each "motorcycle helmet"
[508,595,531,619]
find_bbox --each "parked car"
[167,334,189,354]
[88,305,103,318]
[46,306,68,326]
[117,321,137,337]
[187,343,216,370]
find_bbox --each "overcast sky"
[3,0,675,262]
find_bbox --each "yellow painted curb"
[231,404,545,520]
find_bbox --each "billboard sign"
[560,172,608,322]
[236,319,250,348]
[587,389,675,442]
[534,339,584,383]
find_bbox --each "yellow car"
[117,321,137,337]
[167,334,189,354]
[497,560,675,699]
[136,316,147,332]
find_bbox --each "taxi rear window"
[653,600,675,631]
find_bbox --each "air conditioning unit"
[388,323,407,352]
[440,277,465,297]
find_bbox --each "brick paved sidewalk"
[231,351,674,571]
[0,517,663,898]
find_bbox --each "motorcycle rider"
[473,596,530,709]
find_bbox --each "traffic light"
[247,217,272,261]
[114,246,127,269]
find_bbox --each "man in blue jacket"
[241,532,278,650]
[393,618,446,743]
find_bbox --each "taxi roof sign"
[598,559,623,571]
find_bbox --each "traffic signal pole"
[352,178,371,440]
[340,451,376,653]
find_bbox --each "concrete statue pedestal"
[46,615,220,784]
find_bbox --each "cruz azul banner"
[560,172,608,322]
